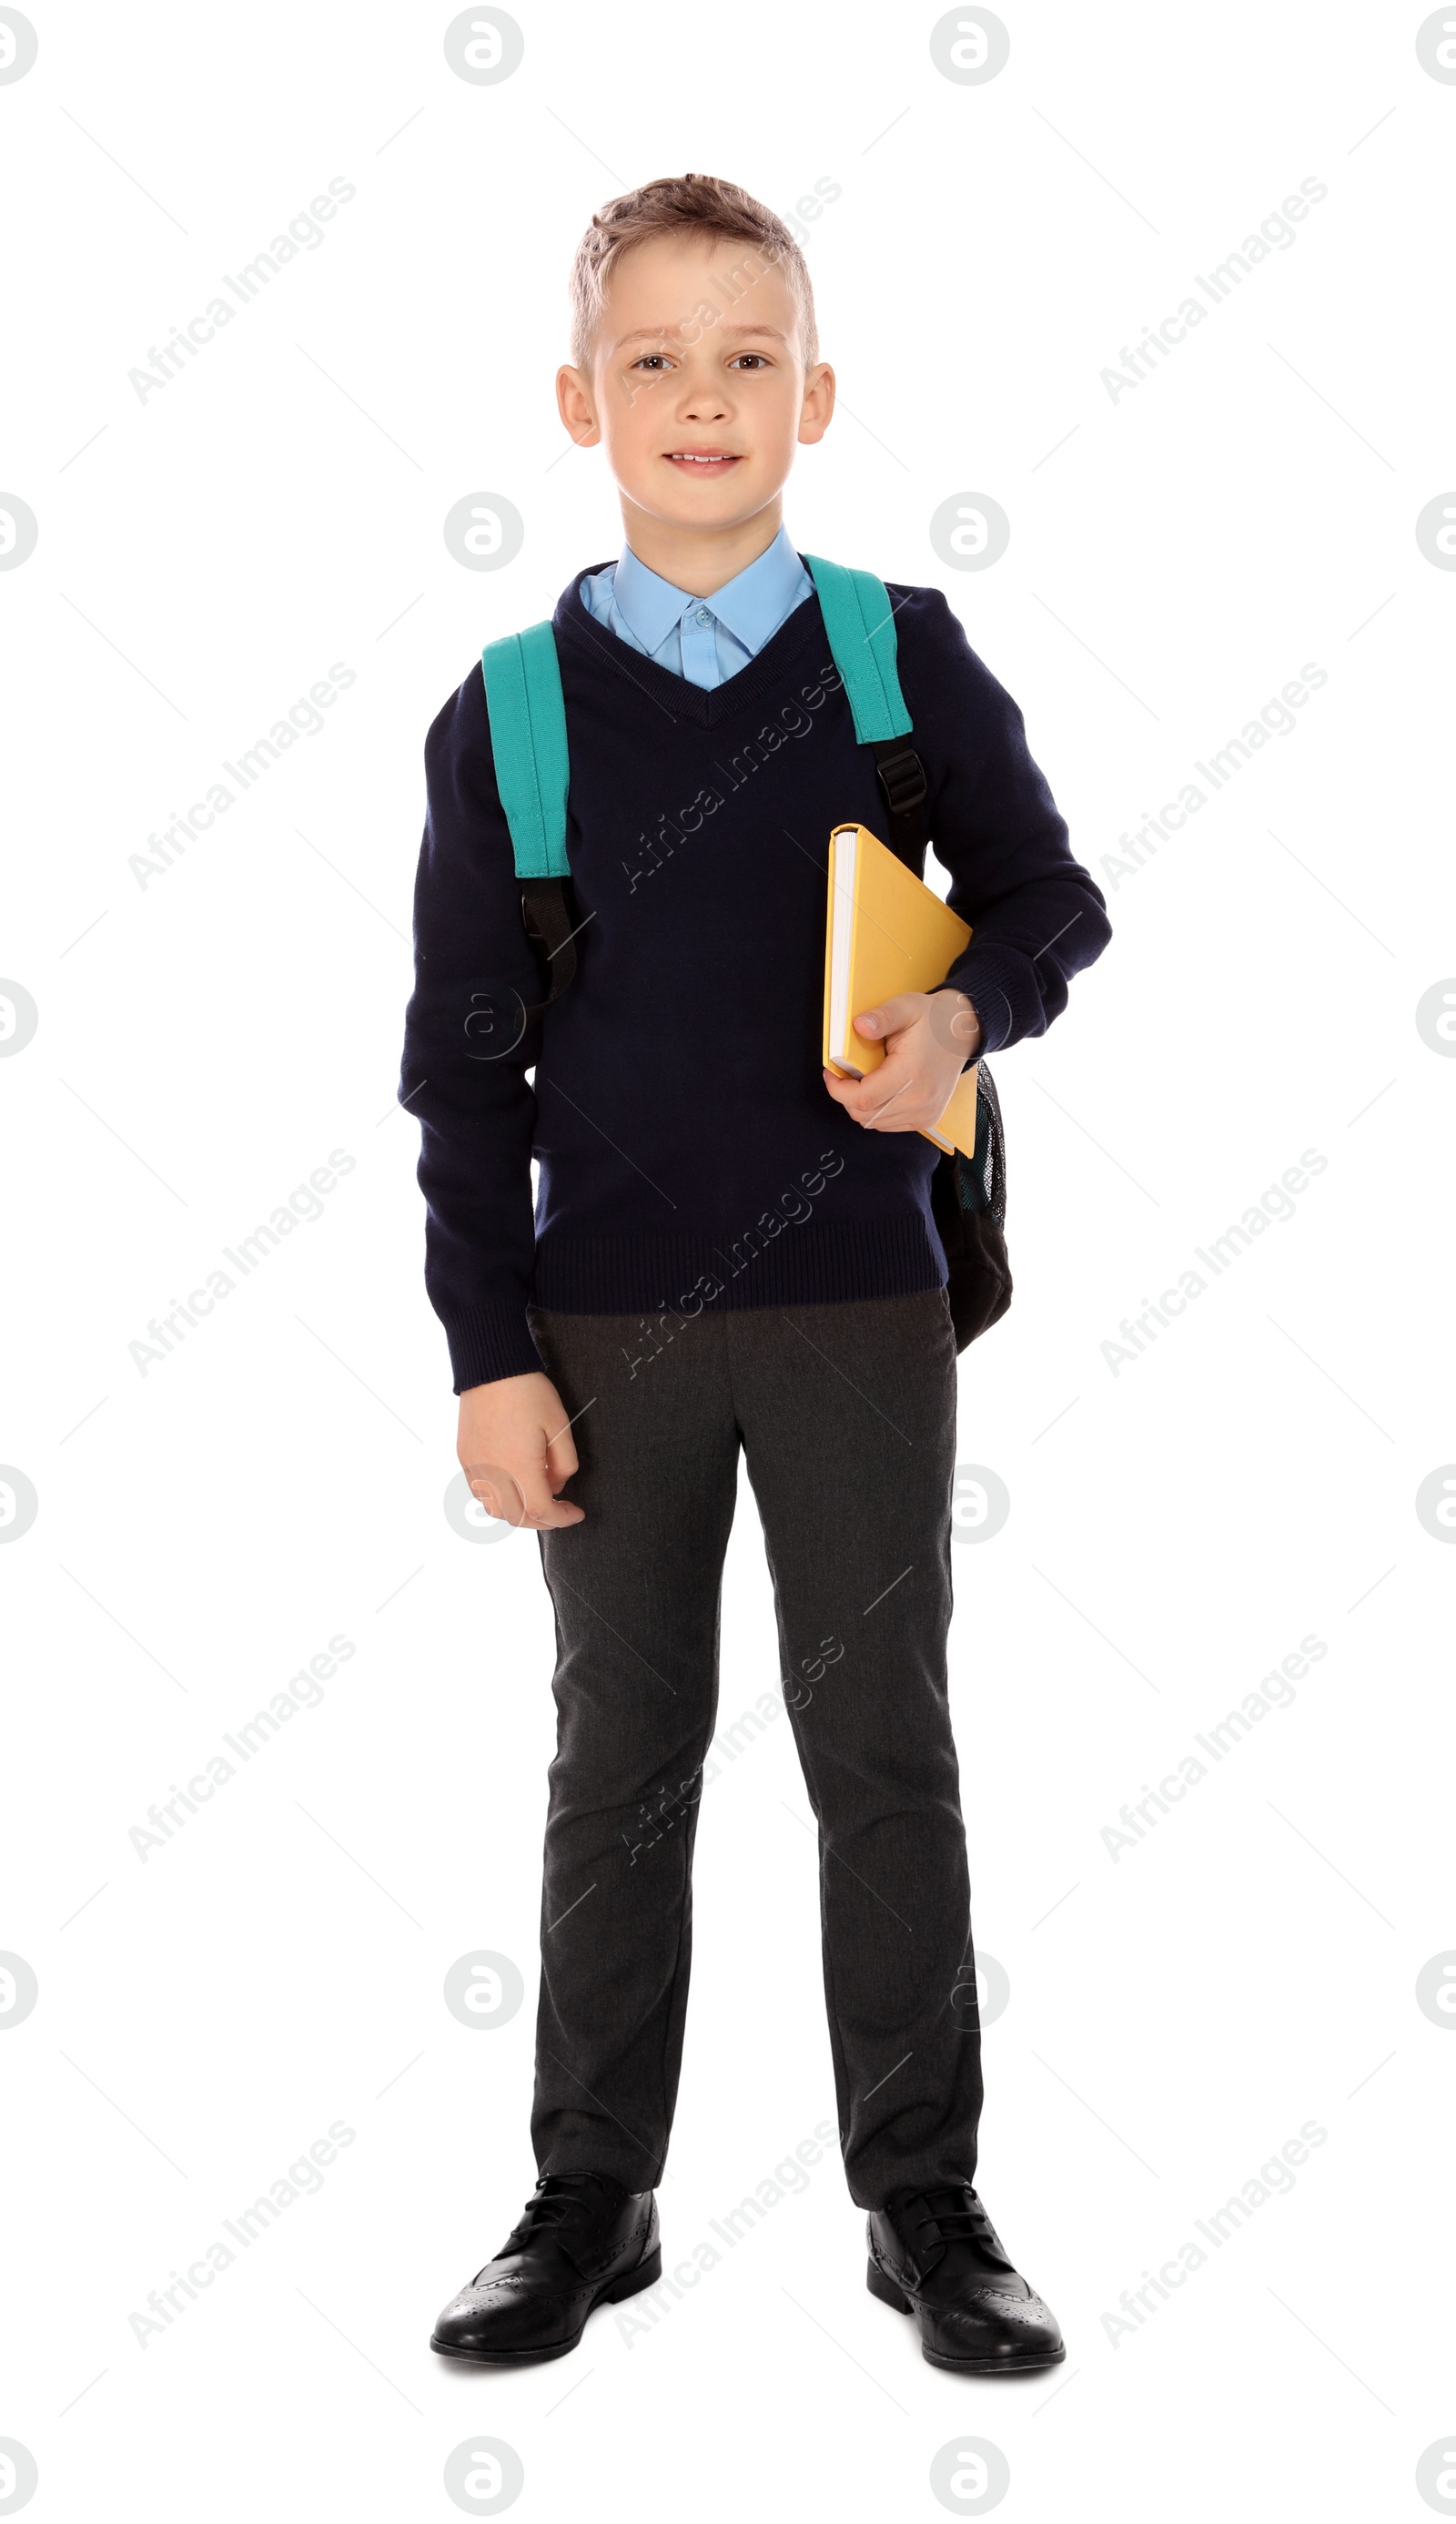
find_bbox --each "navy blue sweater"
[400,564,1110,1391]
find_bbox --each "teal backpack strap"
[803,555,912,743]
[480,623,576,1019]
[480,622,571,878]
[803,554,927,872]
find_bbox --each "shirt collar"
[611,524,810,655]
[609,543,698,654]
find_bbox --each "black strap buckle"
[871,739,928,875]
[519,876,578,1020]
[874,743,927,819]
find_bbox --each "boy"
[401,174,1109,2374]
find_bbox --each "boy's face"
[557,231,834,544]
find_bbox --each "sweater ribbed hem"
[530,1213,946,1319]
[441,1300,547,1394]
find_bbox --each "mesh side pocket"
[959,1063,1006,1231]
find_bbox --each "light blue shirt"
[580,524,814,690]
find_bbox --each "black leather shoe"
[430,2171,661,2363]
[866,2184,1064,2373]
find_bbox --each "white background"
[3,2,1454,2518]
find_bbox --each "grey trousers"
[525,1287,983,2210]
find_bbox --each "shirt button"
[693,609,711,627]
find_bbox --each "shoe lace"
[903,2185,1000,2257]
[511,2172,616,2244]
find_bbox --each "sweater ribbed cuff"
[935,945,1031,1059]
[440,1301,546,1394]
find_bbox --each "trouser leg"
[730,1290,981,2208]
[525,1303,739,2190]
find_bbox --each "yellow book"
[823,821,979,1158]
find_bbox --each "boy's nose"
[678,384,730,421]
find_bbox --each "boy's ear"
[797,361,835,448]
[557,364,601,446]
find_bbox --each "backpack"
[478,554,1011,1351]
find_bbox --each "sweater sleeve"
[892,585,1111,1058]
[399,667,547,1392]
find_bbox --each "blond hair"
[568,172,818,370]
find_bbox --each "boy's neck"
[616,499,785,600]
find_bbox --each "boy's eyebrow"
[612,320,792,347]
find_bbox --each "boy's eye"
[632,353,673,371]
[729,353,770,370]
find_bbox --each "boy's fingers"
[823,1056,908,1101]
[853,1045,922,1121]
[465,1456,584,1529]
[531,1495,586,1527]
[463,1461,529,1524]
[824,1059,939,1133]
[853,993,924,1041]
[823,1064,898,1122]
[543,1423,581,1494]
[515,1447,584,1525]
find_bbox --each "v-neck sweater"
[400,564,1111,1391]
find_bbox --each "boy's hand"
[458,1373,585,1530]
[823,989,981,1133]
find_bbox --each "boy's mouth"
[664,449,741,471]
